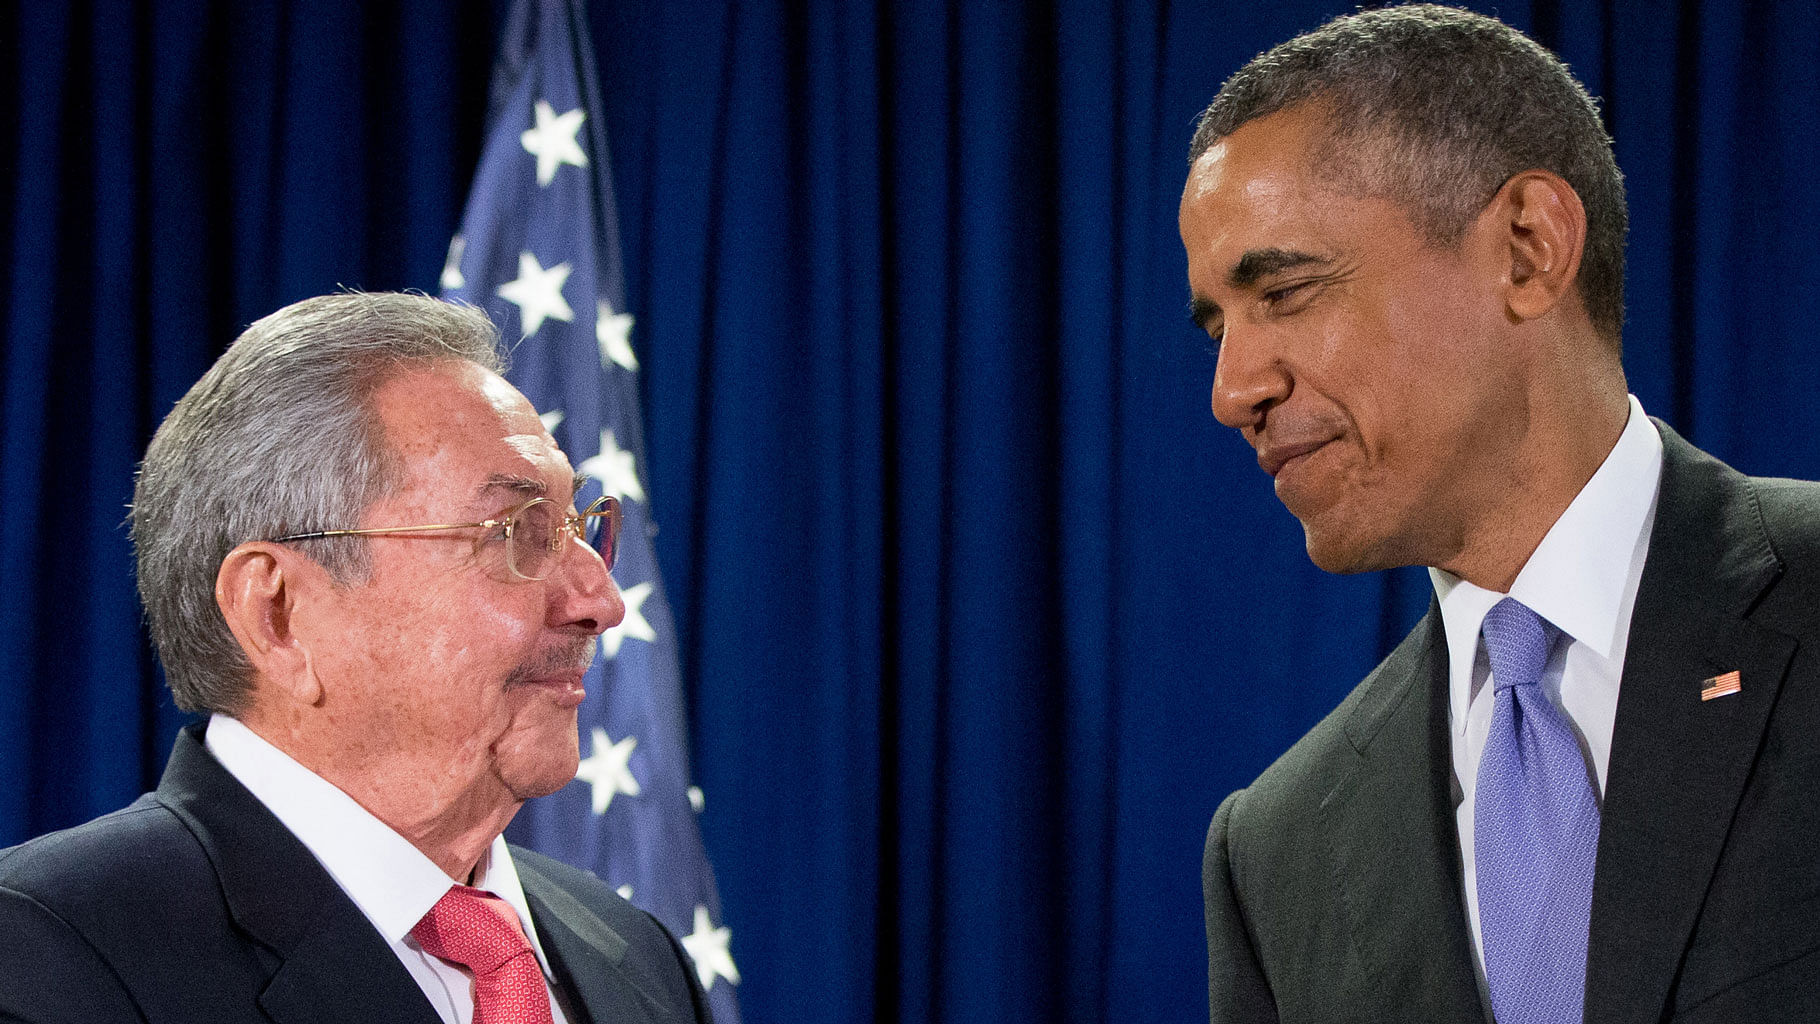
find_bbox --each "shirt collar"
[1432,395,1664,734]
[204,714,551,968]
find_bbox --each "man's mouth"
[514,672,588,708]
[1257,438,1329,478]
[504,638,597,707]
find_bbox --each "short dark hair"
[1189,4,1627,345]
[131,292,505,715]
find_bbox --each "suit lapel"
[256,926,446,1024]
[1327,607,1489,1021]
[155,726,442,1024]
[1584,426,1796,1024]
[518,858,680,1024]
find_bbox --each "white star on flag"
[680,905,740,991]
[602,582,655,658]
[450,5,743,1020]
[498,251,574,338]
[441,235,466,290]
[616,884,634,901]
[574,726,640,815]
[520,99,589,186]
[597,299,638,371]
[578,428,646,503]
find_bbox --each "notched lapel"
[1585,426,1798,1024]
[258,927,444,1024]
[522,869,680,1024]
[525,874,629,965]
[1587,598,1795,1024]
[1328,610,1489,1022]
[155,728,441,1024]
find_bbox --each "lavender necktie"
[1474,598,1601,1024]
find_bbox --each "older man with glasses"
[0,293,711,1024]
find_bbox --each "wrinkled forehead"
[371,360,574,514]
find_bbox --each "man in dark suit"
[1180,6,1820,1023]
[0,293,711,1023]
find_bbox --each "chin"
[1300,520,1396,576]
[504,753,582,800]
[495,721,582,799]
[519,764,580,799]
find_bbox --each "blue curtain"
[5,2,1819,1023]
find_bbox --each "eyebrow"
[474,474,549,502]
[1228,247,1331,288]
[474,473,590,497]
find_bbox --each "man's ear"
[215,543,323,706]
[1487,169,1587,324]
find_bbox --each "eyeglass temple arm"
[271,520,500,543]
[272,501,611,545]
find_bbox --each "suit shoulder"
[0,794,201,905]
[0,794,241,1020]
[0,882,144,1022]
[0,793,234,948]
[1751,475,1820,559]
[1233,690,1358,818]
[1744,475,1820,633]
[1227,621,1431,836]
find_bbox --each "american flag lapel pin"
[1700,670,1743,701]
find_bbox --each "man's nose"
[549,535,625,634]
[1209,326,1290,431]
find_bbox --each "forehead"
[1184,105,1328,203]
[1180,108,1338,268]
[1180,107,1441,305]
[370,360,571,509]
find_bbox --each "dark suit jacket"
[0,723,711,1024]
[1205,424,1820,1023]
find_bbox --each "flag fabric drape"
[439,1,741,1018]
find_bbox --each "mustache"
[503,636,597,687]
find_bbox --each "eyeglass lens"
[502,498,619,580]
[590,498,620,568]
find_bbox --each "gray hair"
[1189,4,1627,346]
[131,292,505,715]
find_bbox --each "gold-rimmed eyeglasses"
[271,495,621,581]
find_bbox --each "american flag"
[440,1,741,1018]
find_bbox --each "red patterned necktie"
[411,884,556,1024]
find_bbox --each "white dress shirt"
[205,714,573,1024]
[1430,395,1663,990]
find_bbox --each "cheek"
[1300,304,1412,443]
[330,587,543,726]
[413,594,544,696]
[1371,271,1492,402]
[1380,255,1500,365]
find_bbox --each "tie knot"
[411,885,535,977]
[1481,598,1551,692]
